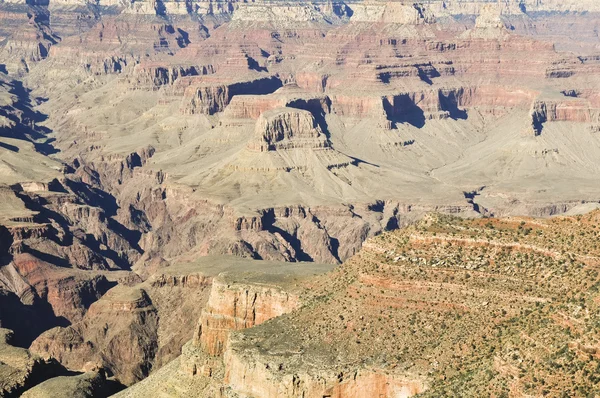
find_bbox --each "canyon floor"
[1,0,600,396]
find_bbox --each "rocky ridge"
[119,210,600,397]
[1,0,600,396]
[0,328,68,397]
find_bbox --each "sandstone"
[531,96,598,135]
[249,107,330,152]
[2,1,600,396]
[224,345,427,398]
[10,254,115,322]
[113,259,334,397]
[231,3,331,24]
[349,2,436,25]
[129,62,215,90]
[223,84,331,119]
[194,273,301,356]
[176,74,280,114]
[30,285,160,386]
[218,212,600,397]
[29,257,313,386]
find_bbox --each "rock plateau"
[1,0,600,396]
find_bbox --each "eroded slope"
[225,212,600,397]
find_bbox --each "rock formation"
[28,270,210,385]
[20,370,122,398]
[250,107,330,152]
[114,261,334,397]
[1,0,600,395]
[118,210,600,397]
[0,328,67,397]
[194,272,301,356]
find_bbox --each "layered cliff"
[29,267,212,385]
[194,273,301,356]
[2,0,600,396]
[114,260,334,397]
[117,210,600,397]
[220,211,600,397]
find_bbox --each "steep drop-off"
[2,0,600,395]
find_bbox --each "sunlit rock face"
[2,0,600,395]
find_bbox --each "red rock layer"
[193,276,300,356]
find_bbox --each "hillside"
[1,0,600,395]
[117,210,600,397]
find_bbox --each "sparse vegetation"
[234,212,600,397]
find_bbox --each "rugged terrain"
[1,0,600,395]
[119,211,600,397]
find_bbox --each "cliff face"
[179,76,283,115]
[530,97,599,135]
[29,286,160,386]
[113,262,335,398]
[224,348,426,398]
[217,212,600,397]
[29,267,214,385]
[251,107,330,152]
[2,0,600,395]
[194,274,300,356]
[118,211,600,397]
[8,254,114,322]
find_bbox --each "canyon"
[0,0,600,396]
[117,211,600,397]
